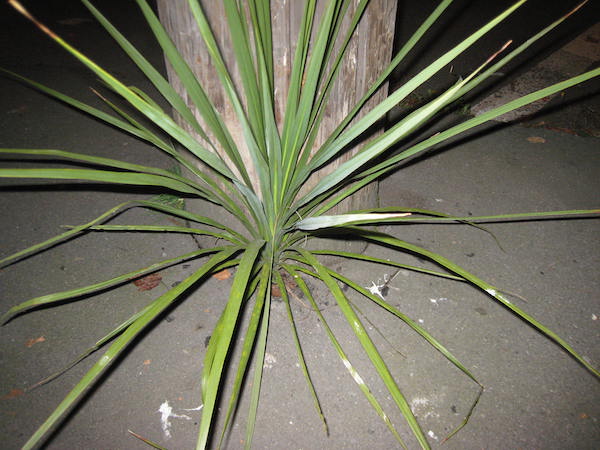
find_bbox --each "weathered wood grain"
[156,0,397,216]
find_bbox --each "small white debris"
[592,314,598,321]
[366,281,386,300]
[412,397,429,407]
[435,198,444,202]
[428,430,439,440]
[418,319,424,324]
[411,398,439,420]
[410,397,429,414]
[157,401,192,439]
[182,405,204,411]
[263,352,277,369]
[429,297,448,304]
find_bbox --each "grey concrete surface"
[1,1,599,449]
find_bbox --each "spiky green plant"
[1,0,598,449]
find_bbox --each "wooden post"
[156,0,397,245]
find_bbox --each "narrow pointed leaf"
[354,66,600,185]
[295,249,430,449]
[20,248,239,450]
[9,0,236,180]
[1,247,223,324]
[244,276,271,450]
[282,264,407,447]
[0,167,204,195]
[0,148,208,195]
[81,0,207,140]
[197,239,265,449]
[294,212,411,230]
[274,271,328,435]
[357,229,600,377]
[299,0,527,184]
[218,264,270,447]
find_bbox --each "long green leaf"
[132,0,253,187]
[74,224,241,245]
[274,270,328,435]
[81,0,207,141]
[27,299,159,391]
[356,229,600,378]
[0,68,174,155]
[282,263,407,448]
[281,0,364,188]
[280,0,316,151]
[311,0,454,156]
[21,248,239,450]
[281,0,339,170]
[0,201,133,268]
[10,0,236,180]
[197,239,265,450]
[294,209,600,230]
[451,0,590,102]
[295,249,430,449]
[223,0,265,149]
[325,266,481,386]
[0,148,209,196]
[186,0,268,197]
[248,0,274,94]
[244,272,271,450]
[1,246,224,324]
[296,0,527,188]
[218,264,270,447]
[293,260,484,440]
[0,69,245,213]
[216,0,279,216]
[0,167,205,196]
[245,0,283,222]
[310,249,464,281]
[0,199,245,269]
[346,66,600,193]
